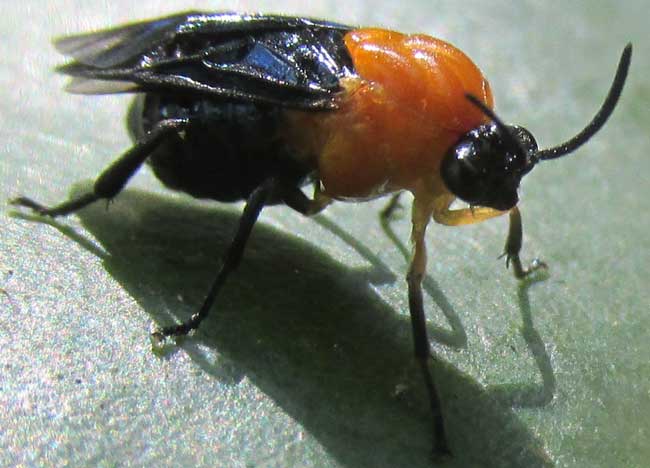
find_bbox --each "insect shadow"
[16,183,555,467]
[380,206,556,409]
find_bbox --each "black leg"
[280,183,331,216]
[502,207,547,279]
[10,118,188,217]
[153,178,277,339]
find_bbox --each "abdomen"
[130,93,313,202]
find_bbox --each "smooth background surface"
[1,1,648,467]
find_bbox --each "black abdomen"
[129,94,313,202]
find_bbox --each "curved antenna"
[465,93,529,159]
[536,43,632,161]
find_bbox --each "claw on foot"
[500,252,548,280]
[150,327,184,356]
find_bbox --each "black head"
[441,43,632,211]
[441,123,538,210]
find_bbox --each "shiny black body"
[57,11,354,109]
[131,94,311,202]
[59,11,355,202]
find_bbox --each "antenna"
[536,43,632,160]
[465,94,529,160]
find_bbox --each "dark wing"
[55,11,356,109]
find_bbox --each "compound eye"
[440,139,487,205]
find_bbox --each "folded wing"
[55,11,355,109]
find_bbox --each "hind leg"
[10,118,188,217]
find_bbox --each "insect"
[11,11,631,457]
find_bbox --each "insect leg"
[10,118,188,217]
[432,203,504,226]
[502,207,547,279]
[153,178,276,338]
[409,196,451,456]
[280,182,332,216]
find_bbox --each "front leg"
[432,198,546,280]
[432,198,505,226]
[502,207,547,279]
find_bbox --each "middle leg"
[153,177,278,339]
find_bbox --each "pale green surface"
[1,1,648,467]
